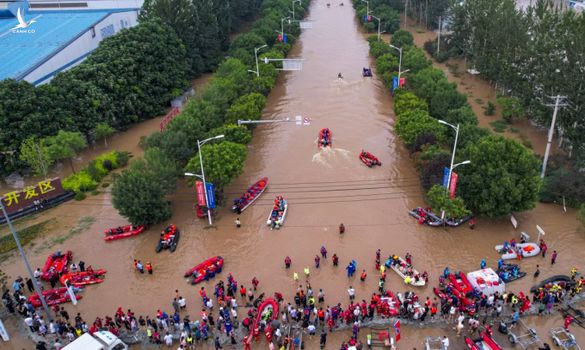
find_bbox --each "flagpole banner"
[393,320,401,342]
[195,181,206,206]
[449,172,458,199]
[442,167,450,188]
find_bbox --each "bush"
[484,101,496,116]
[74,192,87,201]
[63,171,99,193]
[225,93,267,125]
[91,190,100,196]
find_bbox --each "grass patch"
[51,216,95,246]
[91,190,100,196]
[489,120,509,133]
[509,127,520,133]
[416,29,426,33]
[0,219,56,254]
[474,98,484,105]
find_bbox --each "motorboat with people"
[497,263,526,283]
[243,297,279,350]
[231,177,268,214]
[266,196,288,229]
[495,239,540,260]
[103,224,146,241]
[318,128,332,148]
[155,224,180,253]
[408,207,444,226]
[530,275,575,294]
[385,255,426,287]
[59,268,106,287]
[41,251,73,281]
[444,214,474,227]
[465,331,503,350]
[185,256,224,285]
[362,67,373,77]
[359,150,381,167]
[28,287,82,308]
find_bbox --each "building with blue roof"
[0,0,142,85]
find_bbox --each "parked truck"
[62,331,128,350]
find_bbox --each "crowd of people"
[2,243,584,350]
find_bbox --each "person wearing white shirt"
[442,336,449,349]
[178,296,186,309]
[347,286,355,301]
[164,332,173,346]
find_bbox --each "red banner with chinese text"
[195,181,206,207]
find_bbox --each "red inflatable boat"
[243,298,279,349]
[359,150,381,167]
[28,287,82,308]
[449,272,473,294]
[231,177,268,214]
[184,256,224,284]
[104,225,146,241]
[60,269,107,287]
[41,251,72,281]
[465,331,502,350]
[318,128,332,148]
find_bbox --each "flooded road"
[1,2,585,350]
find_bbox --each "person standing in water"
[338,72,343,79]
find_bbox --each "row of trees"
[0,19,189,175]
[446,0,585,166]
[352,0,401,34]
[365,30,542,218]
[111,0,310,225]
[0,0,264,176]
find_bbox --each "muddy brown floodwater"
[2,2,585,349]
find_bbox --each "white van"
[62,331,128,350]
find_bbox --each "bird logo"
[12,8,36,30]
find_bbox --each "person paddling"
[339,223,345,234]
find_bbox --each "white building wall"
[23,10,138,85]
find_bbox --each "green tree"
[144,147,179,194]
[426,184,471,219]
[207,124,252,145]
[225,93,267,125]
[142,130,194,166]
[391,29,414,47]
[458,135,542,217]
[111,160,172,225]
[94,123,115,147]
[394,90,428,116]
[395,110,445,146]
[496,96,524,123]
[42,131,87,173]
[444,106,478,126]
[19,138,53,177]
[185,141,248,189]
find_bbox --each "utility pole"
[0,202,52,320]
[541,95,568,178]
[437,16,442,54]
[404,0,408,28]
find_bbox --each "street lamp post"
[361,0,369,16]
[371,15,382,41]
[389,44,403,82]
[291,0,301,20]
[186,134,225,226]
[281,16,291,40]
[438,120,462,192]
[248,45,268,77]
[0,202,52,320]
